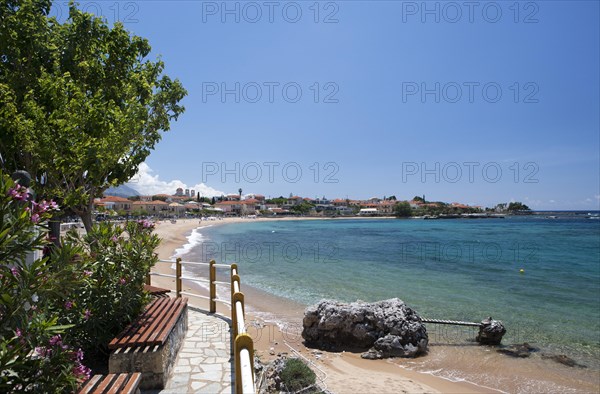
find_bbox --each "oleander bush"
[0,170,160,391]
[60,220,159,355]
[0,173,90,392]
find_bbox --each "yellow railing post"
[176,257,182,298]
[231,263,238,298]
[234,333,255,394]
[209,259,216,313]
[145,272,151,286]
[232,292,244,338]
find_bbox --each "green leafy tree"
[507,202,531,211]
[152,195,168,202]
[267,197,287,205]
[394,201,412,217]
[0,0,187,231]
[290,202,314,215]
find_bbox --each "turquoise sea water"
[186,215,600,370]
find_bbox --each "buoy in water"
[519,268,525,273]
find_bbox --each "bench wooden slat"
[128,298,169,344]
[108,298,168,350]
[109,297,187,350]
[154,301,186,345]
[78,373,141,394]
[105,373,126,393]
[95,374,117,393]
[79,375,102,394]
[108,300,159,349]
[129,297,173,346]
[139,297,183,346]
[118,372,141,394]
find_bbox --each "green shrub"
[280,358,317,393]
[59,220,159,355]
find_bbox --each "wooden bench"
[108,297,188,390]
[143,284,171,298]
[78,373,141,394]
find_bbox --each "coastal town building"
[94,196,132,212]
[132,200,169,215]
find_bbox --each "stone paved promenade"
[144,307,233,394]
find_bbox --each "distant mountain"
[105,184,140,197]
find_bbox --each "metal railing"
[147,259,256,394]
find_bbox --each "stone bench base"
[108,305,188,390]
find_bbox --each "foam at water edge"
[396,363,511,394]
[171,226,212,259]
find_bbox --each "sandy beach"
[151,217,493,393]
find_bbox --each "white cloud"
[126,163,225,197]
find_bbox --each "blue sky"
[54,1,599,209]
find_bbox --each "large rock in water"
[302,299,428,359]
[476,317,506,345]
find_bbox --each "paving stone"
[198,382,222,394]
[201,370,223,382]
[189,357,205,365]
[201,363,224,372]
[173,365,192,373]
[191,381,207,390]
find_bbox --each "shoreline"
[151,217,494,393]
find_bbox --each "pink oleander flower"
[83,270,93,277]
[8,184,28,202]
[31,213,40,223]
[34,346,50,358]
[10,266,19,277]
[64,300,73,310]
[111,235,118,242]
[119,277,126,285]
[15,328,22,338]
[83,309,91,320]
[138,219,155,229]
[75,348,84,362]
[49,335,62,347]
[37,200,49,212]
[73,363,92,381]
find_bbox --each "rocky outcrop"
[302,299,428,359]
[476,317,506,345]
[497,343,538,358]
[541,354,587,368]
